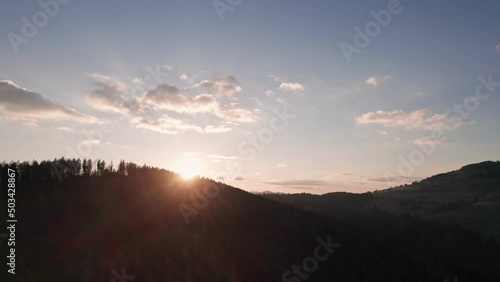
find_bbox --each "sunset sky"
[1,0,499,193]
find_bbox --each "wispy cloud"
[0,80,99,125]
[131,115,231,135]
[365,75,391,86]
[204,124,233,133]
[144,84,259,123]
[269,75,285,82]
[366,175,420,183]
[131,115,200,135]
[407,84,425,97]
[279,82,304,92]
[143,85,217,114]
[208,154,238,160]
[55,126,74,133]
[192,73,242,97]
[87,74,140,114]
[86,73,257,134]
[413,136,446,145]
[215,103,260,123]
[355,109,469,130]
[132,77,143,85]
[81,138,100,146]
[262,179,326,186]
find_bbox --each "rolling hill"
[262,161,500,241]
[1,160,499,281]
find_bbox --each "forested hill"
[263,161,500,242]
[1,159,500,281]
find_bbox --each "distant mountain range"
[262,161,500,241]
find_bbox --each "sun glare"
[174,158,203,179]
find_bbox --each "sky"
[0,0,499,194]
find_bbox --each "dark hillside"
[1,160,500,281]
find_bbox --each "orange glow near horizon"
[174,158,204,179]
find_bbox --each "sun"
[174,158,203,179]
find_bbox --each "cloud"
[143,83,182,100]
[413,136,446,145]
[144,84,259,123]
[496,44,500,52]
[208,154,238,160]
[355,109,469,130]
[277,163,287,168]
[330,172,366,179]
[330,172,419,185]
[132,77,143,85]
[132,115,231,135]
[365,75,391,86]
[192,74,242,97]
[145,86,258,123]
[204,124,233,133]
[87,73,257,135]
[143,84,217,114]
[81,138,100,146]
[261,179,328,190]
[262,179,327,186]
[366,176,419,184]
[265,90,274,97]
[131,115,202,135]
[269,75,284,82]
[279,82,304,92]
[179,74,195,83]
[378,130,388,136]
[55,126,74,133]
[0,80,99,124]
[233,176,244,181]
[87,74,140,114]
[215,103,260,123]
